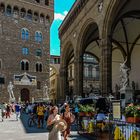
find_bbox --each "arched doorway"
[21,88,30,102]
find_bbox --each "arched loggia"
[60,42,74,101]
[75,20,100,97]
[103,0,140,99]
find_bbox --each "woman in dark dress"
[62,104,75,140]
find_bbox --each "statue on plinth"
[43,84,49,99]
[120,58,130,89]
[7,81,15,102]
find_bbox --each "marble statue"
[43,84,49,98]
[120,59,130,89]
[7,81,15,100]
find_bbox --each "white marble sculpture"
[120,59,130,89]
[7,81,15,101]
[43,84,49,98]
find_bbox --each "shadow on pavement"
[20,113,48,133]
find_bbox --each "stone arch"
[13,6,19,18]
[60,41,74,100]
[27,9,32,20]
[40,13,45,23]
[6,5,12,15]
[34,11,39,22]
[20,59,30,71]
[75,19,99,97]
[61,41,74,67]
[20,8,26,18]
[76,18,99,56]
[102,0,140,96]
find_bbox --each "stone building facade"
[0,0,54,102]
[59,0,140,101]
[49,55,60,103]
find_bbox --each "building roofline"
[59,0,89,38]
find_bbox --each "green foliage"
[79,104,95,113]
[125,103,140,117]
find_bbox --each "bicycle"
[27,113,37,127]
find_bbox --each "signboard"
[112,100,121,120]
[14,72,36,85]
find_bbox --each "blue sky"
[50,0,76,56]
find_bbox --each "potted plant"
[125,103,140,123]
[79,104,95,116]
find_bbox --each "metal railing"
[77,116,140,140]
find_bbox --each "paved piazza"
[0,113,88,140]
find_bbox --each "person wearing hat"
[48,119,67,140]
[47,106,67,140]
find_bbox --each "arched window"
[45,0,49,6]
[25,30,29,40]
[25,61,29,70]
[13,6,19,18]
[0,3,5,13]
[39,63,42,72]
[88,65,92,78]
[92,67,96,78]
[36,63,38,72]
[35,31,39,42]
[20,60,29,71]
[84,66,88,77]
[36,62,42,72]
[34,12,39,22]
[21,28,29,41]
[83,53,99,79]
[38,32,42,42]
[27,9,32,20]
[35,31,43,43]
[6,5,12,16]
[21,61,24,70]
[96,66,100,80]
[20,8,26,18]
[40,13,45,23]
[46,15,50,24]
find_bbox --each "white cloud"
[54,11,68,21]
[63,11,68,16]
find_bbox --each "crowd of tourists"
[0,101,78,140]
[0,102,21,121]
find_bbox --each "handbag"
[47,124,54,132]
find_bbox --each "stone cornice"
[59,0,89,38]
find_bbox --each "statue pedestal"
[120,86,133,108]
[9,97,16,103]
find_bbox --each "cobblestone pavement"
[0,113,88,140]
